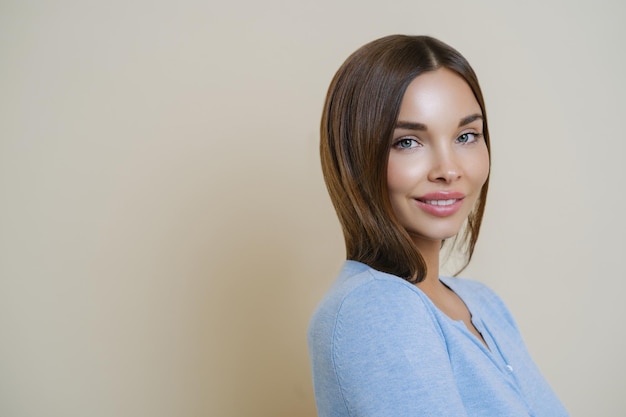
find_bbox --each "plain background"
[1,0,624,416]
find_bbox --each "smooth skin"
[387,68,490,345]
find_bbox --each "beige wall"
[1,1,624,416]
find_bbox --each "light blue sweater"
[307,261,569,417]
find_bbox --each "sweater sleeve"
[330,277,469,417]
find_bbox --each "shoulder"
[308,263,469,416]
[311,261,434,321]
[308,261,442,350]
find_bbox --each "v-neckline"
[417,277,492,352]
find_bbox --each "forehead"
[397,68,481,124]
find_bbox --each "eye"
[394,137,420,149]
[457,132,482,144]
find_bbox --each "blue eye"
[395,138,419,149]
[457,132,482,143]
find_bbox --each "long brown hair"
[320,35,491,283]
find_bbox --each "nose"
[428,147,461,183]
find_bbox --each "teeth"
[424,199,457,206]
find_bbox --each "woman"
[307,35,569,416]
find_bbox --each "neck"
[412,237,445,292]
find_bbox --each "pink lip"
[414,192,466,217]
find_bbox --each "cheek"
[387,156,425,194]
[462,144,490,188]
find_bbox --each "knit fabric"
[307,261,569,417]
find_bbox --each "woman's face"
[387,68,490,248]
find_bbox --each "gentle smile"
[414,193,465,217]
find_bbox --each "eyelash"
[456,132,483,144]
[393,137,420,149]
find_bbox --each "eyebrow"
[458,113,483,127]
[395,113,484,131]
[395,121,427,130]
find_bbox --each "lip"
[414,192,465,217]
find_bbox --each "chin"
[406,224,465,243]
